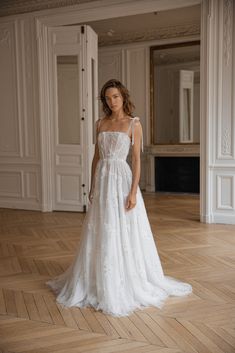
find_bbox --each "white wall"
[201,0,235,224]
[0,17,41,210]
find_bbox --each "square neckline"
[97,117,138,138]
[97,117,143,152]
[98,130,131,141]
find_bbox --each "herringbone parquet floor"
[0,194,235,353]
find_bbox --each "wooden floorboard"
[0,194,235,353]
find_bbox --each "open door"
[47,25,98,212]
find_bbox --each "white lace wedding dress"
[47,117,192,317]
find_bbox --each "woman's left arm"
[125,121,143,211]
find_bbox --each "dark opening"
[155,157,200,193]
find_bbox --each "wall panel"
[0,21,21,157]
[0,18,41,210]
[217,0,234,160]
[126,47,148,136]
[126,46,149,188]
[216,174,234,210]
[206,0,235,223]
[98,48,124,116]
[0,171,23,198]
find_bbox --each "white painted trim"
[209,165,235,169]
[216,175,234,210]
[0,200,41,211]
[36,20,53,211]
[145,47,151,146]
[14,20,24,159]
[200,213,213,223]
[211,214,235,225]
[200,0,210,223]
[100,35,200,51]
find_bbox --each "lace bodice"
[98,131,131,161]
[97,117,143,161]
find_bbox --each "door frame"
[36,0,207,219]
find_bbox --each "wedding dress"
[47,117,192,317]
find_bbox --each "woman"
[47,79,192,317]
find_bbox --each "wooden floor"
[0,194,235,353]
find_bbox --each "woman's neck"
[110,110,125,121]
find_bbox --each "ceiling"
[81,5,201,46]
[0,1,201,46]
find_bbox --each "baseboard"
[200,213,212,223]
[212,213,235,225]
[0,200,41,211]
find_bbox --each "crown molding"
[0,0,93,17]
[98,22,200,46]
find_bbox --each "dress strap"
[96,118,102,132]
[127,117,144,152]
[94,118,102,143]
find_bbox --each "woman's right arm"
[89,119,101,203]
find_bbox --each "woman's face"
[105,87,124,113]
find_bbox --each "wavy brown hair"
[100,79,135,116]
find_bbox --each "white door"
[47,25,98,212]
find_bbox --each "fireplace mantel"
[145,144,200,192]
[145,144,200,157]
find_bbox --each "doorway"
[39,25,98,212]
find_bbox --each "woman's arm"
[89,119,101,203]
[125,120,143,211]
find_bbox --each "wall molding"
[0,27,10,46]
[0,0,93,17]
[211,213,235,225]
[99,22,200,47]
[216,174,234,210]
[98,22,200,46]
[0,18,41,210]
[223,0,233,67]
[145,144,200,156]
[217,0,234,160]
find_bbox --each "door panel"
[48,25,98,211]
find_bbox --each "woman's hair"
[100,79,135,116]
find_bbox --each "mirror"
[150,41,200,144]
[57,55,80,145]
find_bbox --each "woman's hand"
[89,190,94,204]
[125,192,137,211]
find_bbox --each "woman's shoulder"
[130,116,142,126]
[95,117,105,124]
[96,116,109,123]
[127,116,141,122]
[95,116,108,131]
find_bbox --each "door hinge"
[81,26,85,34]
